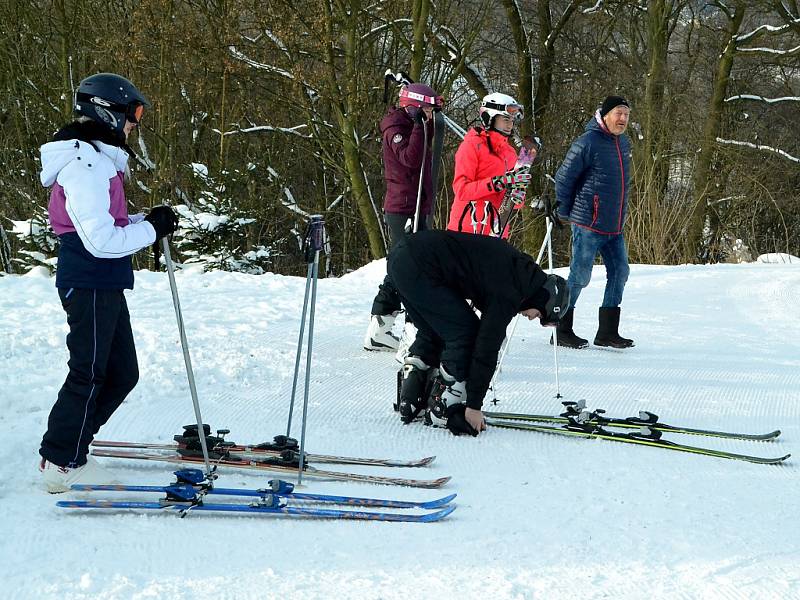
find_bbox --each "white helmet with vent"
[479,93,524,128]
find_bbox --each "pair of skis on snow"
[58,468,456,522]
[485,401,789,465]
[87,425,451,489]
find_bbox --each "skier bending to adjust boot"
[38,73,178,492]
[387,230,569,435]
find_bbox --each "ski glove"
[491,165,532,192]
[445,404,479,437]
[145,205,179,241]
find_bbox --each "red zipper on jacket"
[614,136,624,232]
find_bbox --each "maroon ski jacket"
[381,106,433,216]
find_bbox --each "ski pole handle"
[309,215,325,253]
[303,215,325,263]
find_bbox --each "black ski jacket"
[395,230,548,408]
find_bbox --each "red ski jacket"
[447,127,519,237]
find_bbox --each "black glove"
[410,107,427,124]
[145,205,179,241]
[444,403,479,437]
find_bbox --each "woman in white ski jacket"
[38,72,177,493]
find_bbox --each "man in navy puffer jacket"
[554,95,635,349]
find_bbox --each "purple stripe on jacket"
[49,171,129,234]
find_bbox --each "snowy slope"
[1,259,799,600]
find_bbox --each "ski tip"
[758,453,791,464]
[420,504,457,522]
[421,493,457,509]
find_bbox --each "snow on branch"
[228,46,295,79]
[716,137,800,164]
[363,18,412,41]
[265,167,313,220]
[264,30,290,56]
[212,124,312,138]
[725,94,800,104]
[280,188,312,219]
[737,43,800,57]
[736,20,800,43]
[582,0,603,15]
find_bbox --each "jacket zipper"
[591,194,599,226]
[615,136,625,232]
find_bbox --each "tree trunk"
[641,0,671,196]
[410,0,430,81]
[501,0,533,137]
[688,3,745,260]
[323,0,385,259]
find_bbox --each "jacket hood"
[40,139,130,187]
[585,110,614,137]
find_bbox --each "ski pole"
[162,237,213,479]
[489,217,554,399]
[442,114,466,139]
[413,118,428,233]
[286,260,313,438]
[545,213,562,399]
[285,215,325,485]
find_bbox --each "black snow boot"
[550,308,588,349]
[593,307,635,348]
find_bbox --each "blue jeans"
[566,224,630,309]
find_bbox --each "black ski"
[485,401,781,441]
[487,417,790,465]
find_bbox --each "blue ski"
[70,483,456,510]
[56,499,456,522]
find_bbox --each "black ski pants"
[40,288,139,468]
[371,213,429,316]
[387,242,477,381]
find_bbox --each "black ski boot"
[593,307,635,348]
[550,308,588,349]
[396,356,436,423]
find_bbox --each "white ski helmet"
[479,92,524,128]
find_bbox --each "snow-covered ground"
[1,258,799,600]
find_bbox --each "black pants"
[387,243,477,381]
[40,288,139,468]
[370,213,428,316]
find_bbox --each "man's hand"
[464,407,487,433]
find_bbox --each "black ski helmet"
[74,73,150,137]
[540,274,570,325]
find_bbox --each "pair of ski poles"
[160,215,327,486]
[490,175,564,401]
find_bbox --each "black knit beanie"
[599,95,630,117]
